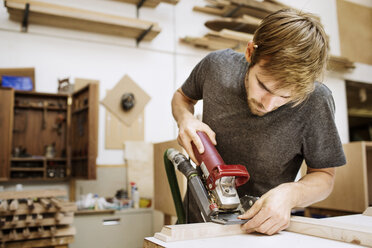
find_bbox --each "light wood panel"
[5,0,161,41]
[153,140,187,217]
[311,142,371,212]
[0,88,13,181]
[153,216,372,246]
[337,0,372,65]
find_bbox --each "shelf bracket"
[223,4,242,17]
[136,24,153,47]
[136,0,147,18]
[22,3,30,32]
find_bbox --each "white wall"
[1,0,372,178]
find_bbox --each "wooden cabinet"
[71,209,153,248]
[311,142,372,212]
[0,84,98,181]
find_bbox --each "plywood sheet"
[105,107,144,149]
[74,78,99,92]
[101,74,150,126]
[153,140,187,216]
[125,141,154,199]
[337,0,372,65]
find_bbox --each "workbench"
[144,213,372,248]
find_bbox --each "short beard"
[248,98,267,116]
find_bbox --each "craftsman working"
[171,9,346,235]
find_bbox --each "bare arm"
[171,88,216,164]
[239,167,335,235]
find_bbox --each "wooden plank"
[153,140,187,217]
[153,216,372,246]
[311,142,369,212]
[125,141,154,199]
[287,216,372,247]
[205,15,260,34]
[363,207,372,217]
[105,92,144,149]
[1,226,76,242]
[1,213,74,229]
[111,0,160,8]
[0,202,77,216]
[0,87,13,181]
[4,236,74,248]
[0,189,67,200]
[154,222,244,242]
[337,0,372,65]
[5,0,161,41]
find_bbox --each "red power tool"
[167,131,256,224]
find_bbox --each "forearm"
[171,88,196,125]
[286,167,335,208]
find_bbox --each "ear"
[245,41,255,63]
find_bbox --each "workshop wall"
[1,0,372,206]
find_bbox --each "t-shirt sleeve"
[302,88,346,168]
[181,53,213,101]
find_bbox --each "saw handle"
[191,131,250,189]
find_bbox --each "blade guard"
[192,131,250,190]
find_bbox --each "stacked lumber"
[5,0,161,41]
[181,29,253,53]
[327,55,355,72]
[0,189,77,247]
[193,0,287,18]
[112,0,179,8]
[205,14,261,34]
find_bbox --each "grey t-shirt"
[181,49,346,222]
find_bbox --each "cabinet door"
[70,84,98,179]
[0,88,14,181]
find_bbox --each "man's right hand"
[177,117,216,165]
[171,88,216,165]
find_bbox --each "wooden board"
[311,142,370,212]
[1,213,74,229]
[1,226,76,243]
[337,0,372,65]
[4,236,74,248]
[205,15,261,34]
[153,140,187,217]
[5,0,161,41]
[0,88,13,181]
[74,78,99,93]
[153,215,372,246]
[0,189,67,200]
[364,207,372,217]
[112,0,179,8]
[287,216,372,247]
[105,100,144,149]
[0,68,35,91]
[0,202,77,216]
[124,141,154,199]
[101,74,150,126]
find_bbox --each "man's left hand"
[238,183,295,235]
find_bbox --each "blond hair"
[251,9,329,105]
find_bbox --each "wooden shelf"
[10,168,44,171]
[71,157,88,161]
[15,105,67,111]
[72,106,88,115]
[11,157,67,161]
[5,0,161,42]
[112,0,179,8]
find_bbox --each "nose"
[261,94,277,112]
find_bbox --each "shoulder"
[306,82,334,106]
[204,49,245,65]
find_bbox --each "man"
[171,9,346,235]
